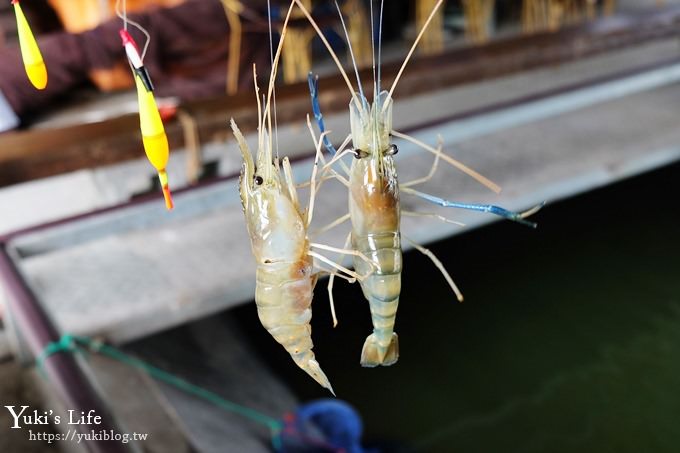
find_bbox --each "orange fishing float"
[120,29,174,210]
[12,0,47,89]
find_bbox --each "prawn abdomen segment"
[360,278,401,367]
[349,155,402,367]
[353,232,402,367]
[255,261,333,392]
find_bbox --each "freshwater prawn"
[294,0,543,367]
[231,1,371,392]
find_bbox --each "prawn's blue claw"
[307,71,337,155]
[406,188,544,228]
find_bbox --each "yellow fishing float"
[135,75,173,210]
[12,0,47,89]
[121,29,173,210]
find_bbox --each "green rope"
[35,334,79,377]
[37,334,284,450]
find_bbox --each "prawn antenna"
[369,0,376,103]
[334,0,366,108]
[384,0,444,112]
[262,1,296,139]
[293,0,363,112]
[308,73,338,155]
[267,0,280,160]
[253,65,263,157]
[402,187,545,229]
[262,92,272,179]
[377,0,384,97]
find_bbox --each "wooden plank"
[1,5,680,187]
[0,363,64,453]
[86,355,193,453]
[126,315,299,452]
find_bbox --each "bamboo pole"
[221,0,243,95]
[343,0,371,67]
[417,0,445,53]
[282,0,314,83]
[604,0,616,16]
[462,0,494,44]
[525,0,600,33]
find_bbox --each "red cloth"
[0,0,272,119]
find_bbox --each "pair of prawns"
[295,0,542,367]
[230,1,369,393]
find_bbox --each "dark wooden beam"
[2,5,680,187]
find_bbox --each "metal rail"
[0,245,135,453]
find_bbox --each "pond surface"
[230,161,680,452]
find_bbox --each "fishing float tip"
[120,29,154,91]
[12,0,48,90]
[158,169,174,211]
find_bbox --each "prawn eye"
[254,175,264,185]
[384,144,399,156]
[354,149,369,159]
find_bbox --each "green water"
[233,162,680,452]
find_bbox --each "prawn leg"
[401,135,442,188]
[402,187,544,228]
[305,113,353,180]
[312,213,350,237]
[404,236,463,302]
[326,232,352,328]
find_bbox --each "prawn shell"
[244,189,307,264]
[349,91,392,155]
[348,156,400,236]
[348,93,402,366]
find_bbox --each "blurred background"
[0,0,679,452]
